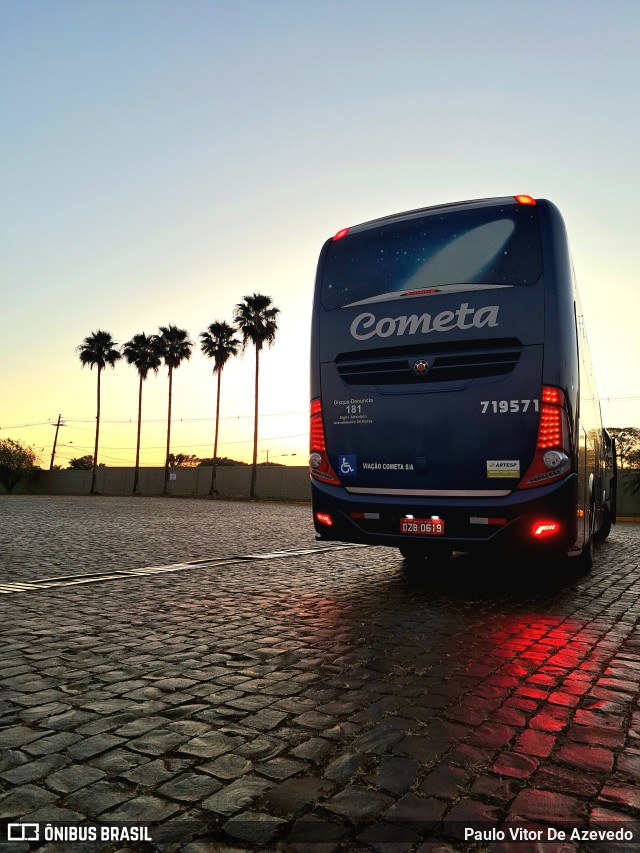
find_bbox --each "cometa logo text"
[349,303,499,341]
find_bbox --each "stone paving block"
[573,708,625,729]
[510,788,588,823]
[66,733,127,761]
[556,743,614,773]
[113,715,172,737]
[126,729,190,756]
[44,709,98,731]
[235,734,286,761]
[22,731,82,756]
[241,708,288,731]
[353,725,406,755]
[492,750,539,779]
[383,792,447,831]
[20,804,85,825]
[470,773,521,804]
[1,725,48,749]
[45,763,105,794]
[599,784,640,811]
[257,755,309,780]
[615,751,640,781]
[281,813,348,849]
[65,780,135,816]
[419,764,467,799]
[290,737,334,763]
[466,722,516,750]
[393,735,448,764]
[200,752,253,780]
[443,799,502,838]
[201,775,273,816]
[0,753,70,785]
[156,770,225,802]
[221,810,287,845]
[261,776,336,816]
[0,784,58,818]
[87,746,149,774]
[100,793,181,824]
[514,729,555,757]
[121,758,181,787]
[324,783,392,822]
[357,819,421,849]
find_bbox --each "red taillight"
[309,399,341,485]
[532,520,561,538]
[332,227,350,241]
[538,404,563,449]
[315,512,333,527]
[310,399,326,453]
[515,195,536,205]
[519,385,572,490]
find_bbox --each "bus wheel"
[594,506,612,543]
[399,545,453,565]
[571,525,594,574]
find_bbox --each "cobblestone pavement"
[1,496,640,852]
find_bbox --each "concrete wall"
[5,466,640,516]
[11,465,312,501]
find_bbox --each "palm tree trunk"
[163,366,173,495]
[91,367,101,494]
[210,370,222,496]
[250,345,259,498]
[133,373,143,494]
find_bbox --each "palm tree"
[122,333,162,495]
[77,330,121,494]
[199,321,240,496]
[233,293,280,498]
[157,325,193,495]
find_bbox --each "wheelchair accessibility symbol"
[338,455,357,476]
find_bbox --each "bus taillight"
[519,385,572,490]
[310,399,341,485]
[532,520,561,538]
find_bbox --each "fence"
[9,465,311,501]
[4,466,640,516]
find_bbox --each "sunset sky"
[1,0,639,470]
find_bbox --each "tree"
[199,321,240,495]
[168,453,200,467]
[77,330,121,494]
[0,438,38,493]
[122,332,162,494]
[608,428,640,469]
[68,455,95,470]
[233,293,280,498]
[157,325,193,495]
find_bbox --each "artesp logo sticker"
[487,460,520,478]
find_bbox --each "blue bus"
[310,195,616,571]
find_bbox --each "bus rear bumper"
[311,476,578,556]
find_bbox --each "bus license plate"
[400,518,444,535]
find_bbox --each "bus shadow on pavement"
[397,549,590,600]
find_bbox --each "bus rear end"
[310,195,584,564]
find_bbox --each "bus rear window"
[321,203,542,310]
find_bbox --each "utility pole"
[50,414,65,470]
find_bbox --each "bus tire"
[570,523,594,575]
[594,506,612,543]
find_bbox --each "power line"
[1,410,307,430]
